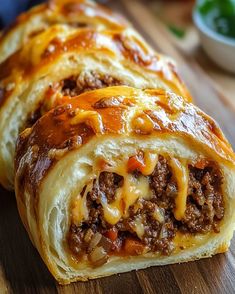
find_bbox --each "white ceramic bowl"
[193,8,235,73]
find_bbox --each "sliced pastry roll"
[0,25,190,189]
[15,86,235,284]
[0,0,129,63]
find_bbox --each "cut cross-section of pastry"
[0,25,191,189]
[15,86,235,284]
[0,0,129,63]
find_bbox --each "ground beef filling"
[181,165,224,233]
[68,156,224,266]
[61,71,124,97]
[26,72,124,127]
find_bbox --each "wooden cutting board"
[0,1,234,293]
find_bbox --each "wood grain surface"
[0,0,235,293]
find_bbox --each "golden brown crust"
[0,0,129,63]
[0,22,192,189]
[0,26,191,107]
[15,86,235,197]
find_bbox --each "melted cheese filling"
[71,153,190,238]
[101,173,152,225]
[169,158,189,221]
[72,183,91,224]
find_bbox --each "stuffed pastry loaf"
[15,86,235,284]
[0,0,129,63]
[0,25,190,189]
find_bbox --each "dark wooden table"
[0,1,235,293]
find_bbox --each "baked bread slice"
[15,86,235,284]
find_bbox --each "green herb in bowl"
[198,0,235,39]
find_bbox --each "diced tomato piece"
[194,159,208,169]
[105,228,118,241]
[127,155,145,173]
[97,158,109,170]
[45,83,60,99]
[124,238,145,255]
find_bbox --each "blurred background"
[0,0,195,28]
[0,0,43,27]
